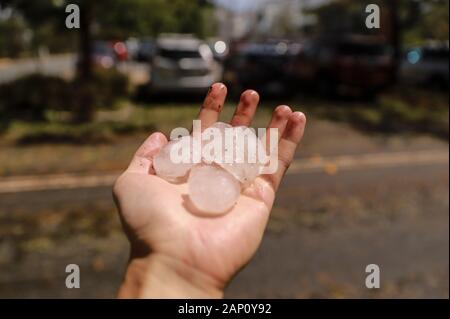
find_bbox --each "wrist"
[118,253,224,299]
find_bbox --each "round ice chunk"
[201,122,232,164]
[220,161,260,185]
[153,136,194,183]
[188,165,240,215]
[215,125,263,184]
[210,121,232,131]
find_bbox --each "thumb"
[127,132,168,174]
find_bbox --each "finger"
[230,90,259,126]
[264,105,292,149]
[263,111,306,191]
[197,82,227,130]
[127,132,168,174]
[247,105,292,206]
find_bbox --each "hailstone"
[212,124,263,185]
[153,137,194,183]
[188,164,240,214]
[153,122,266,215]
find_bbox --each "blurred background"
[0,0,448,298]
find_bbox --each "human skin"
[114,83,306,298]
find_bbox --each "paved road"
[0,149,447,193]
[1,53,447,298]
[0,148,448,298]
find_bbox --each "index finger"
[197,82,227,131]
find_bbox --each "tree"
[0,0,93,121]
[302,0,443,83]
[0,0,213,122]
[403,0,449,44]
[0,13,28,57]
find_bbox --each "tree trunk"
[385,0,400,84]
[73,1,95,123]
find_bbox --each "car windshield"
[158,48,201,59]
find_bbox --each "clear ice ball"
[215,125,263,184]
[153,137,194,183]
[188,164,240,215]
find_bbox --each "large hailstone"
[201,122,231,165]
[203,123,263,185]
[153,136,194,183]
[153,122,266,215]
[188,164,240,214]
[223,125,263,185]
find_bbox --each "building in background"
[213,0,330,40]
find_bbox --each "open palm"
[113,83,306,296]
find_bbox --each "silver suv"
[150,35,222,93]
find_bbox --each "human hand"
[113,83,306,298]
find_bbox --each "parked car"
[111,41,128,62]
[125,37,140,61]
[291,36,394,97]
[91,41,117,68]
[223,40,300,97]
[88,40,129,69]
[150,35,222,93]
[400,43,449,89]
[136,38,155,63]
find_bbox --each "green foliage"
[94,0,212,39]
[0,74,71,122]
[7,121,116,144]
[0,0,76,55]
[73,68,130,109]
[0,15,28,58]
[1,0,214,41]
[0,69,129,125]
[310,88,449,139]
[376,88,449,137]
[1,0,214,123]
[305,0,448,44]
[304,0,383,36]
[403,0,449,44]
[6,119,155,144]
[4,108,159,144]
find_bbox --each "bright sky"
[212,0,271,12]
[212,0,329,12]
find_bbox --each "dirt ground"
[0,118,448,298]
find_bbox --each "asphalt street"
[0,147,448,298]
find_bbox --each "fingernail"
[218,83,226,90]
[292,111,306,122]
[209,83,225,94]
[276,105,292,115]
[241,90,258,104]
